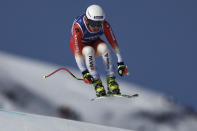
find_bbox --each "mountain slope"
[0,51,197,131]
[0,109,133,131]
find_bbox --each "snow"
[0,51,197,131]
[0,109,133,131]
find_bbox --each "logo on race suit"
[94,16,103,19]
[89,56,94,71]
[75,28,80,33]
[74,34,79,53]
[106,24,110,28]
[83,35,100,42]
[104,53,108,57]
[104,53,110,69]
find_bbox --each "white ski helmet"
[86,5,105,21]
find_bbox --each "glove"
[117,62,129,76]
[82,70,94,84]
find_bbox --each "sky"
[0,0,197,109]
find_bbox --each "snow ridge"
[0,109,133,131]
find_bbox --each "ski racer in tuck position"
[70,5,128,97]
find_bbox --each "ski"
[91,93,139,101]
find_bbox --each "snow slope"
[0,109,133,131]
[0,51,197,131]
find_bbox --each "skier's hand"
[117,62,129,76]
[82,70,94,84]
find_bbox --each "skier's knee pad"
[82,46,95,56]
[97,43,109,56]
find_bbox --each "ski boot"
[93,79,106,97]
[107,77,121,95]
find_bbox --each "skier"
[70,5,128,97]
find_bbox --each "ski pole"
[43,67,83,81]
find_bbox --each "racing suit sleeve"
[103,21,123,62]
[71,23,87,72]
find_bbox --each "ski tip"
[133,94,139,97]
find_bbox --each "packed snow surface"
[0,51,197,131]
[0,109,133,131]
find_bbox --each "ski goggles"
[86,18,103,27]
